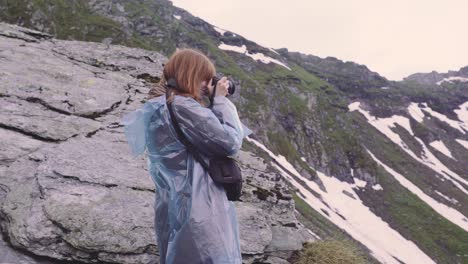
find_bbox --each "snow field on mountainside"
[246,137,436,264]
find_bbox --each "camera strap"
[208,84,217,109]
[166,100,210,170]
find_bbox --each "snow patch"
[348,101,468,194]
[213,26,226,35]
[413,137,467,193]
[420,103,467,134]
[367,149,468,231]
[246,52,291,70]
[408,101,467,133]
[454,101,468,124]
[348,101,414,148]
[372,184,383,191]
[246,137,436,264]
[307,229,321,240]
[173,14,181,20]
[434,190,459,205]
[218,42,247,53]
[429,140,456,160]
[455,139,468,149]
[268,47,280,55]
[218,42,291,70]
[381,86,390,90]
[436,76,468,85]
[352,178,367,188]
[348,101,360,112]
[407,102,425,123]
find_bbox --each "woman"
[121,48,251,264]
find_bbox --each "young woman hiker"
[121,48,251,264]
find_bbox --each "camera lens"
[210,76,235,96]
[227,81,235,96]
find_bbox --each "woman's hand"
[207,76,229,97]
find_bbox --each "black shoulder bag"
[166,99,243,201]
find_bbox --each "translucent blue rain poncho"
[120,94,252,264]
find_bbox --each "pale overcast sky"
[170,0,467,81]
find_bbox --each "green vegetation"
[315,92,372,176]
[287,64,329,92]
[377,165,468,264]
[267,131,299,161]
[278,91,308,120]
[391,80,465,115]
[2,0,120,42]
[292,240,369,264]
[410,118,435,143]
[0,0,179,52]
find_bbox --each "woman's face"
[200,80,210,96]
[201,80,207,89]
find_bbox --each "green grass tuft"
[293,240,368,264]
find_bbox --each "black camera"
[211,76,236,96]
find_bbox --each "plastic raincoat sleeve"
[173,95,251,157]
[120,101,155,157]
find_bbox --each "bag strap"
[166,100,210,170]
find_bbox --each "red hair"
[162,48,216,105]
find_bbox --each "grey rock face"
[0,22,314,264]
[403,66,468,86]
[0,95,102,142]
